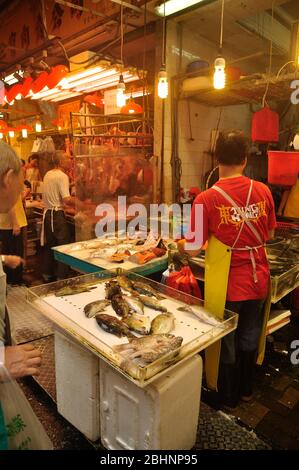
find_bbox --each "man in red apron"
[185,130,276,408]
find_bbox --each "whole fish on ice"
[123,314,151,335]
[177,306,223,327]
[150,313,175,334]
[84,300,110,318]
[114,333,183,365]
[138,295,167,312]
[96,314,135,338]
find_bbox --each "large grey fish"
[132,280,165,300]
[123,295,144,315]
[84,300,110,318]
[177,306,223,327]
[55,285,97,297]
[150,313,175,334]
[114,333,183,365]
[138,295,168,312]
[105,281,122,300]
[123,314,151,335]
[111,295,131,318]
[96,314,135,338]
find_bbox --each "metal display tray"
[27,270,237,387]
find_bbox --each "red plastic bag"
[167,266,202,298]
[252,107,279,143]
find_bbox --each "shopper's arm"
[0,344,42,380]
[8,207,20,236]
[277,190,290,216]
[1,255,24,269]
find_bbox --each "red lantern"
[5,87,17,104]
[21,77,33,97]
[12,83,24,100]
[31,72,49,94]
[47,65,68,89]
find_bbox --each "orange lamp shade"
[0,120,8,131]
[84,94,104,108]
[31,72,49,94]
[47,65,68,89]
[121,99,143,115]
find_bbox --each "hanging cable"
[262,0,275,108]
[219,0,224,52]
[120,2,124,66]
[158,1,168,99]
[214,0,226,90]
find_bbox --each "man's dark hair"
[215,130,249,165]
[28,154,39,163]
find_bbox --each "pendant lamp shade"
[121,98,143,114]
[84,94,104,108]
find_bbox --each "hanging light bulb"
[0,132,3,139]
[214,0,226,90]
[8,128,15,138]
[158,68,168,99]
[116,74,126,108]
[22,128,28,138]
[213,57,226,90]
[35,118,42,133]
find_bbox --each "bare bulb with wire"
[213,57,226,90]
[116,74,126,108]
[35,120,42,132]
[158,69,168,99]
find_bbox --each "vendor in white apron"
[41,152,73,281]
[183,131,276,408]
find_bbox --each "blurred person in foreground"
[0,142,52,450]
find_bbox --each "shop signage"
[291,80,299,105]
[0,0,118,65]
[104,89,120,115]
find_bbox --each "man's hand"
[12,223,21,236]
[3,255,24,269]
[3,344,42,380]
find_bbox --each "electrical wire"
[120,1,124,67]
[276,60,297,78]
[262,0,275,108]
[162,1,166,68]
[219,0,225,52]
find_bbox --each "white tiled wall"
[160,21,252,201]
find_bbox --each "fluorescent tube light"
[156,0,207,17]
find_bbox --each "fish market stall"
[27,270,237,449]
[52,235,170,276]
